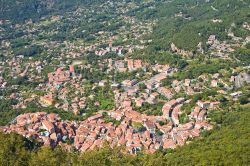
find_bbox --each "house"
[190,107,201,119]
[184,79,191,87]
[144,120,156,134]
[172,105,182,126]
[117,47,123,56]
[134,60,143,69]
[177,122,193,131]
[162,100,178,119]
[127,60,134,71]
[47,113,58,122]
[197,100,210,109]
[87,114,103,121]
[125,111,142,121]
[154,74,167,82]
[69,65,75,76]
[135,98,144,107]
[108,111,123,121]
[189,128,200,137]
[197,110,207,121]
[95,49,108,56]
[152,64,170,73]
[211,80,218,87]
[122,79,137,87]
[210,102,220,109]
[48,68,71,84]
[145,81,157,90]
[176,135,185,146]
[217,90,227,94]
[163,139,176,149]
[40,94,54,107]
[186,86,194,95]
[207,35,216,45]
[127,59,143,71]
[176,97,185,103]
[173,85,182,93]
[115,61,127,72]
[157,87,173,99]
[122,100,132,108]
[98,80,107,87]
[150,92,159,99]
[230,91,242,98]
[127,88,138,96]
[42,120,55,133]
[146,97,157,104]
[172,80,180,87]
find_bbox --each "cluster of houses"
[170,22,250,59]
[207,31,250,58]
[230,73,250,88]
[48,66,75,86]
[0,94,213,154]
[95,41,124,56]
[107,59,144,73]
[170,43,194,57]
[4,53,243,118]
[207,35,235,57]
[113,64,174,107]
[39,66,88,114]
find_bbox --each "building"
[40,94,54,107]
[197,101,210,109]
[127,59,143,71]
[144,120,156,134]
[211,80,218,87]
[42,120,55,133]
[157,87,173,99]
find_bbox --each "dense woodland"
[0,0,108,23]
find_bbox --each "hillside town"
[0,0,249,156]
[1,96,214,154]
[0,50,249,153]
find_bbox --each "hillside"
[0,0,249,165]
[131,0,250,51]
[0,0,107,23]
[1,0,249,51]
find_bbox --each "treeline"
[0,0,108,23]
[173,59,237,80]
[0,107,249,165]
[131,51,188,69]
[13,45,42,57]
[232,48,250,65]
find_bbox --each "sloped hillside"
[133,0,250,51]
[0,0,106,23]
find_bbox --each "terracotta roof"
[144,121,156,130]
[42,120,54,133]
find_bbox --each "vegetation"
[134,102,163,116]
[141,0,250,52]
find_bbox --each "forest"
[0,0,108,23]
